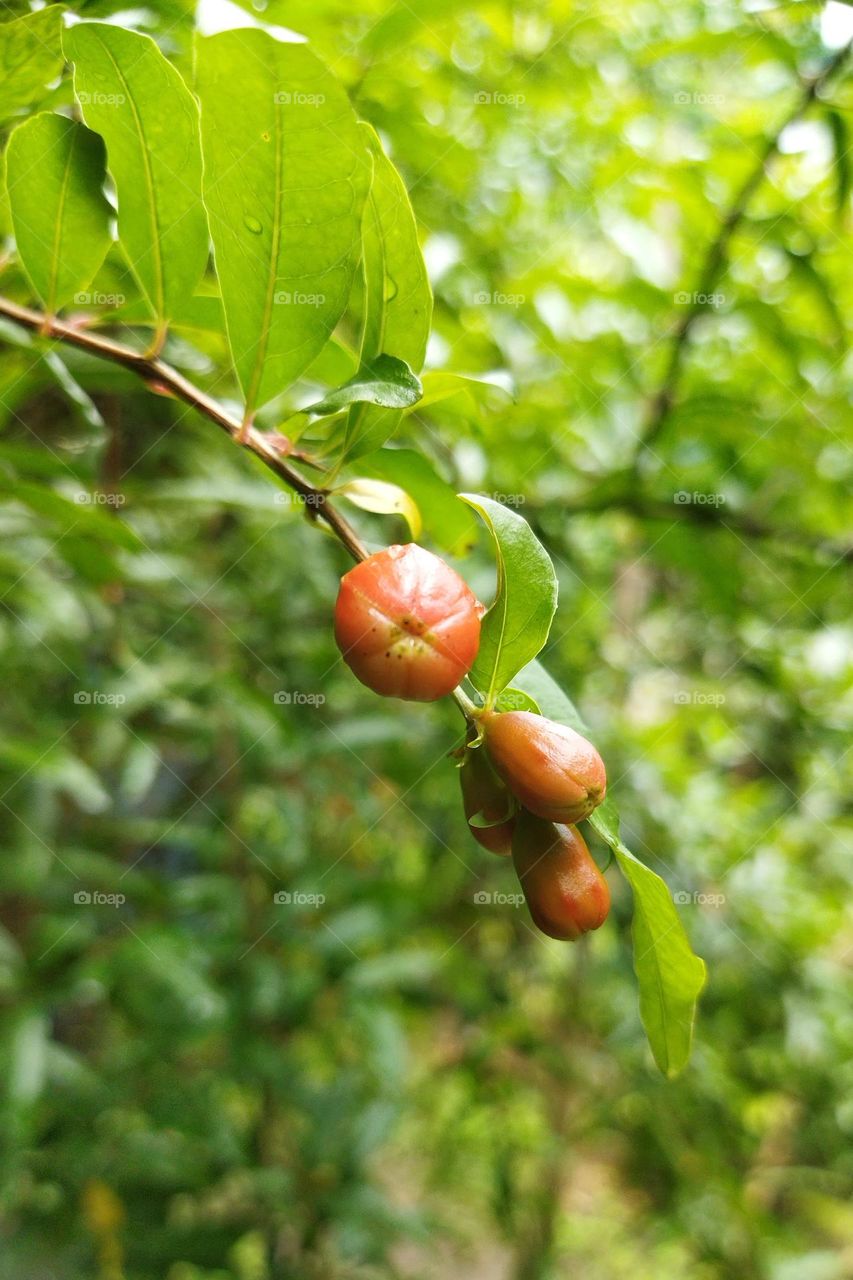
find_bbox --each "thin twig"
[637,39,852,457]
[0,296,369,563]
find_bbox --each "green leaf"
[512,658,706,1077]
[459,495,558,706]
[590,801,707,1078]
[6,114,112,314]
[354,447,479,556]
[411,370,514,415]
[195,28,370,420]
[65,23,208,334]
[303,354,421,417]
[340,125,433,460]
[511,658,589,733]
[357,124,432,373]
[0,8,65,125]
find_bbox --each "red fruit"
[512,810,610,941]
[334,543,483,701]
[482,710,606,824]
[459,745,516,856]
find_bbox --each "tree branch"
[0,295,369,563]
[638,38,853,457]
[563,491,853,563]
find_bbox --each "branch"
[0,295,368,563]
[563,491,853,563]
[638,38,853,457]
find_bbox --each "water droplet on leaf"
[244,215,263,235]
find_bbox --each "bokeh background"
[1,0,852,1277]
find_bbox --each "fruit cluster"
[334,543,609,941]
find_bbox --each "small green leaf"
[354,447,478,556]
[335,477,421,538]
[6,114,112,314]
[196,28,370,420]
[512,658,706,1077]
[65,23,209,332]
[304,354,421,417]
[590,801,707,1078]
[493,686,540,714]
[460,495,558,706]
[0,8,65,125]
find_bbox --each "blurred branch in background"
[638,37,853,457]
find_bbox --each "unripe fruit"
[482,710,606,824]
[334,543,483,701]
[459,745,516,856]
[512,810,610,941]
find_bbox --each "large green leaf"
[357,124,432,372]
[6,114,112,314]
[0,8,65,125]
[590,802,707,1078]
[341,125,433,461]
[65,23,209,335]
[513,658,706,1077]
[195,28,370,421]
[460,495,558,706]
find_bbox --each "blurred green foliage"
[1,1,852,1278]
